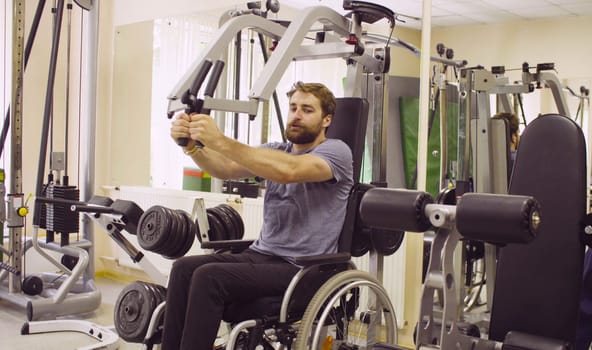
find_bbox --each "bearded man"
[163,82,353,350]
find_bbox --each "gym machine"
[1,1,118,349]
[161,2,405,349]
[362,110,588,350]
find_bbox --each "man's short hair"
[287,82,336,118]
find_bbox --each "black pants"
[161,249,299,350]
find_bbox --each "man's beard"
[285,123,322,144]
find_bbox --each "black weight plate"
[137,206,172,252]
[159,208,180,256]
[209,206,235,240]
[370,228,405,256]
[166,210,194,259]
[206,209,226,241]
[351,227,371,257]
[114,281,157,343]
[214,205,238,240]
[151,282,166,304]
[61,254,79,270]
[167,209,189,259]
[218,204,244,239]
[161,208,184,258]
[22,275,43,296]
[179,210,196,256]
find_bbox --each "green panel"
[399,96,458,197]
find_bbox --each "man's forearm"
[185,146,252,180]
[212,137,321,184]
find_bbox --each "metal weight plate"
[161,208,184,258]
[179,210,196,256]
[218,204,244,239]
[114,281,157,343]
[22,275,43,296]
[61,254,79,270]
[214,205,238,240]
[137,206,172,252]
[167,207,184,255]
[166,210,194,259]
[370,228,405,256]
[206,209,226,241]
[170,209,190,258]
[350,227,371,257]
[209,206,235,240]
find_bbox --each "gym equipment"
[22,275,44,296]
[0,0,116,348]
[166,2,394,118]
[114,281,167,344]
[135,203,244,258]
[362,113,587,350]
[137,206,196,259]
[361,189,540,350]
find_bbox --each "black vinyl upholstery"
[489,114,587,344]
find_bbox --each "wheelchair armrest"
[503,331,571,350]
[293,252,351,267]
[201,239,254,253]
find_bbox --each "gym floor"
[0,277,140,350]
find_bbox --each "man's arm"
[184,113,335,184]
[213,138,333,184]
[184,145,255,180]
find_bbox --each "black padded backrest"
[489,114,587,343]
[326,98,369,253]
[326,97,369,183]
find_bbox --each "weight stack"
[41,183,80,246]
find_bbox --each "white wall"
[432,16,592,118]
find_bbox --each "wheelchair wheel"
[294,270,397,350]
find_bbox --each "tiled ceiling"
[281,0,592,28]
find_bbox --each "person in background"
[162,82,354,350]
[494,112,520,171]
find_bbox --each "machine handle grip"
[177,60,225,147]
[176,60,213,146]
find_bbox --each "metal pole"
[9,0,25,293]
[79,0,99,280]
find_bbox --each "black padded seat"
[489,114,587,344]
[221,97,370,325]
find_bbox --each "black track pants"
[161,249,299,350]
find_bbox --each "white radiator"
[100,186,405,326]
[352,240,407,329]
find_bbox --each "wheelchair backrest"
[489,114,587,343]
[326,97,369,253]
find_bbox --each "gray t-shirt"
[249,139,353,261]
